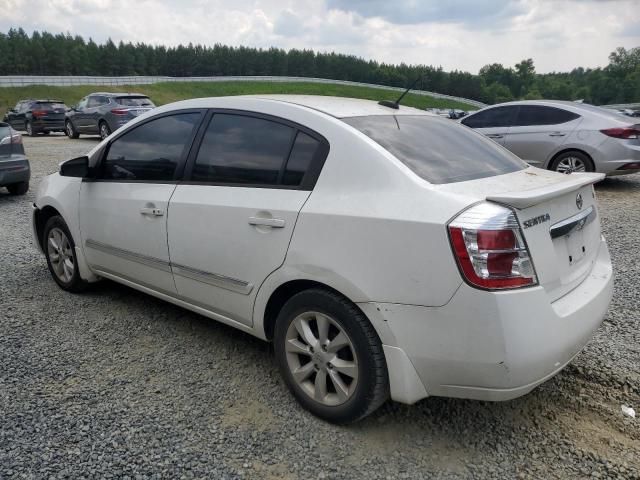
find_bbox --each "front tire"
[43,216,88,293]
[7,181,28,195]
[25,121,36,137]
[550,151,594,174]
[65,120,79,139]
[274,289,389,424]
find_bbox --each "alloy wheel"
[556,156,586,174]
[47,227,75,283]
[26,122,32,136]
[100,123,110,140]
[66,122,74,137]
[285,311,359,406]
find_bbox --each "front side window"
[514,106,580,126]
[343,115,527,184]
[462,106,517,128]
[192,114,294,185]
[101,113,200,181]
[76,97,88,110]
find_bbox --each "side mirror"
[60,156,91,178]
[9,108,16,113]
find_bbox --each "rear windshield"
[342,115,527,184]
[34,101,67,110]
[115,96,155,107]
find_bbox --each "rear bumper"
[0,158,30,186]
[32,119,65,131]
[362,237,613,404]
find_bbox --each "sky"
[1,0,639,73]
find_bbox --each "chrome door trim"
[549,206,595,239]
[85,239,172,273]
[172,263,253,295]
[85,239,254,295]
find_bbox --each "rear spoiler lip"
[486,172,605,209]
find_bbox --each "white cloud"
[0,0,638,73]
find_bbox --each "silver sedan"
[461,100,640,175]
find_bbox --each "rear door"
[79,111,203,292]
[504,105,582,167]
[167,111,329,326]
[460,106,518,146]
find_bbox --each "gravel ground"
[1,134,638,479]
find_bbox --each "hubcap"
[285,311,358,406]
[47,228,74,283]
[66,123,73,136]
[100,124,109,139]
[26,123,32,135]
[556,156,586,174]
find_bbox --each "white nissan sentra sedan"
[32,95,613,423]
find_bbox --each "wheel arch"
[34,205,63,250]
[546,147,595,171]
[255,271,396,346]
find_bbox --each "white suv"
[33,95,613,423]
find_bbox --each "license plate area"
[564,229,586,265]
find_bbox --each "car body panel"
[33,95,613,406]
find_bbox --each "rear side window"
[192,114,295,185]
[102,113,200,181]
[461,106,517,128]
[283,132,321,186]
[343,115,527,184]
[514,106,580,126]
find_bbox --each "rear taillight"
[31,109,47,117]
[600,127,640,139]
[110,108,128,115]
[448,203,537,290]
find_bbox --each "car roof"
[224,95,431,119]
[89,92,149,97]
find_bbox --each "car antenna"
[378,74,424,110]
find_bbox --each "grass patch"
[0,81,475,117]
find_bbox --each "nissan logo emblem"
[576,193,583,210]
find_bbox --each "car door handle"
[248,217,285,228]
[549,132,566,137]
[140,207,164,217]
[486,133,504,139]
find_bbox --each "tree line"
[0,28,638,105]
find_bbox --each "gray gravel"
[1,134,638,479]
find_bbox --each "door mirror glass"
[60,156,90,178]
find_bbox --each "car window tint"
[461,106,516,128]
[283,131,321,186]
[192,114,294,185]
[343,115,527,184]
[102,113,200,181]
[514,106,580,126]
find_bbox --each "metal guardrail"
[0,75,486,108]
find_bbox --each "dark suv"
[65,92,156,140]
[0,122,29,195]
[4,99,67,136]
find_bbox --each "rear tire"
[7,181,28,195]
[99,121,111,140]
[274,288,389,424]
[43,215,89,293]
[65,120,79,139]
[550,151,594,174]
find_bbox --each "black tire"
[99,121,111,140]
[43,215,89,293]
[65,120,79,139]
[274,288,389,424]
[25,121,36,137]
[7,181,29,195]
[42,130,50,135]
[550,150,595,174]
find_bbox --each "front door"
[167,112,328,325]
[79,111,203,293]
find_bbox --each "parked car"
[0,122,29,194]
[33,95,613,423]
[460,100,640,175]
[3,99,67,136]
[65,92,156,140]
